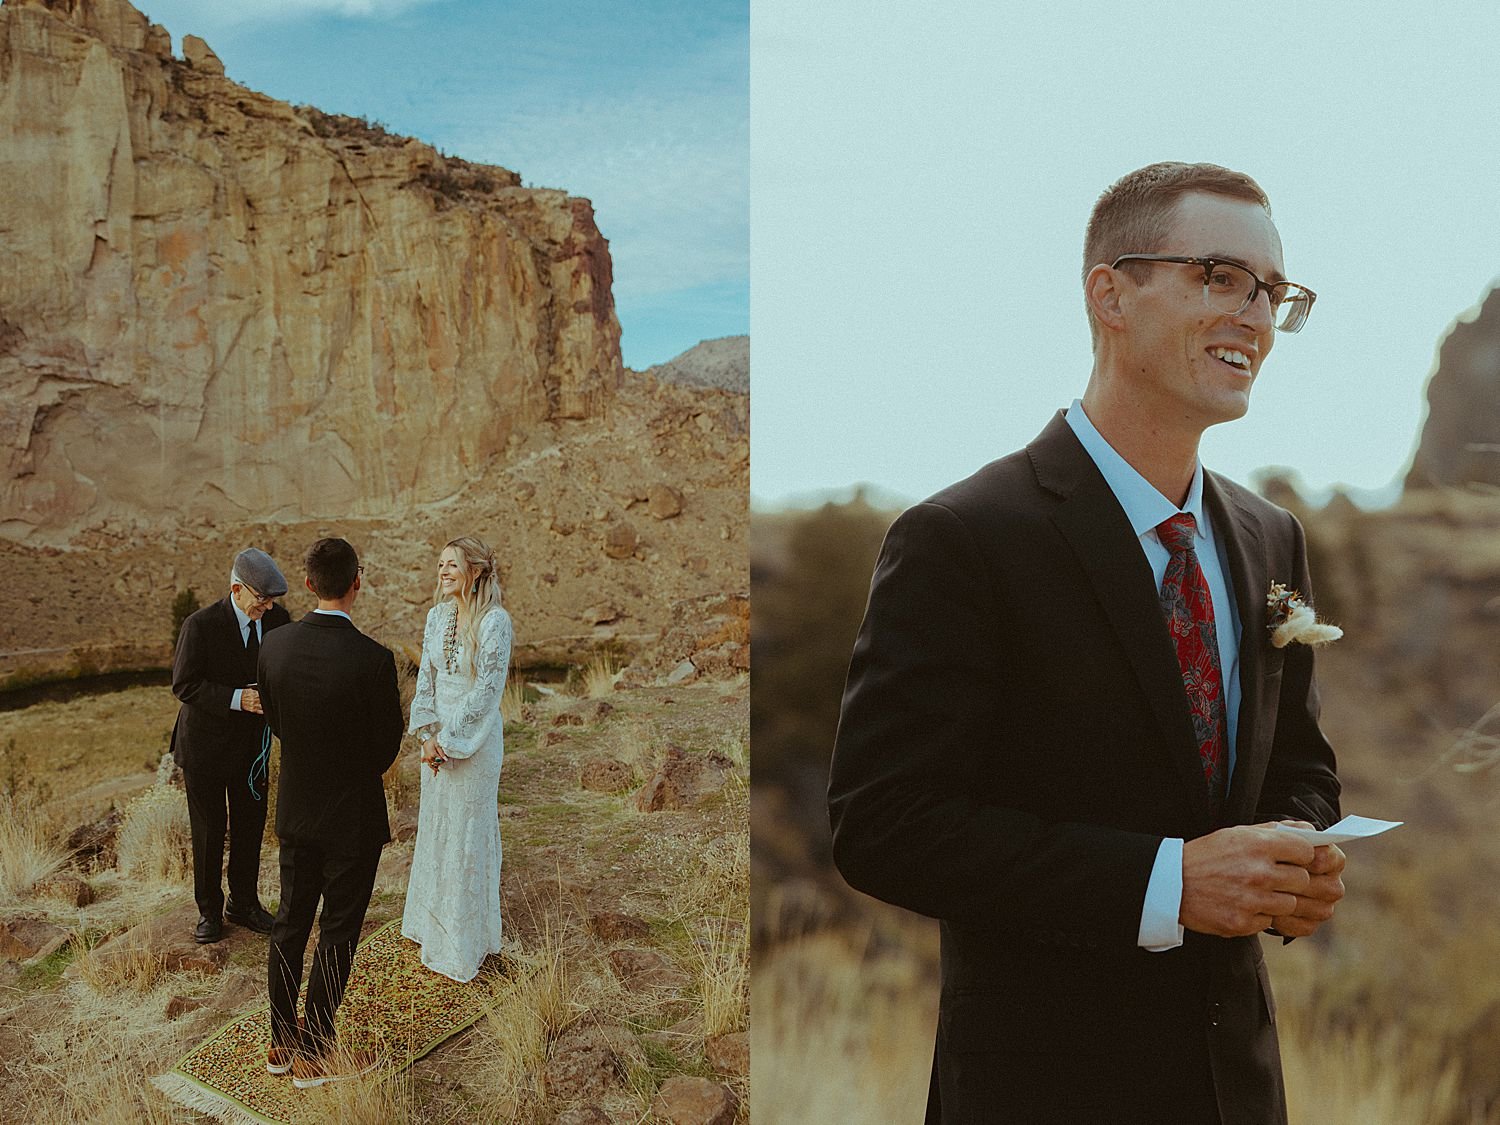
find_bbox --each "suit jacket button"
[1208,1001,1221,1027]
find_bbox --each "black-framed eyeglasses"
[237,582,274,608]
[1111,254,1316,333]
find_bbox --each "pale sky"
[132,0,748,370]
[751,2,1500,509]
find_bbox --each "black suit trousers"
[182,751,267,917]
[267,843,381,1056]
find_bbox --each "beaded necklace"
[442,602,463,674]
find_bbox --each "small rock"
[587,911,651,942]
[665,659,697,685]
[544,730,571,747]
[543,1024,628,1101]
[516,481,537,502]
[166,995,208,1020]
[579,759,634,794]
[554,1109,612,1125]
[647,484,683,520]
[603,523,638,560]
[651,1076,738,1125]
[583,603,621,625]
[705,1031,749,1077]
[35,873,94,907]
[391,805,419,843]
[607,948,689,992]
[181,35,225,76]
[554,700,614,727]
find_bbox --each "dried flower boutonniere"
[1266,582,1343,648]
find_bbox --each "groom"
[829,163,1345,1124]
[257,537,404,1086]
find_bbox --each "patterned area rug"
[151,921,500,1124]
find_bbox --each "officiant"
[170,548,290,944]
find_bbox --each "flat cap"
[232,548,288,598]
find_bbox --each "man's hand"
[1267,820,1346,938]
[241,688,263,715]
[1180,824,1317,938]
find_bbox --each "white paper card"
[1273,814,1402,846]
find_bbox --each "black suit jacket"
[171,597,291,775]
[828,412,1340,1125]
[257,612,404,854]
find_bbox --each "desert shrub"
[169,588,199,651]
[115,785,191,882]
[0,791,67,901]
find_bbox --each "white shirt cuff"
[231,688,244,712]
[1138,837,1185,951]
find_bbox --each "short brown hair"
[1083,162,1271,343]
[304,537,359,599]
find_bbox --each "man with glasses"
[830,163,1344,1124]
[171,548,292,944]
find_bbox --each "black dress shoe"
[226,902,275,934]
[194,915,223,943]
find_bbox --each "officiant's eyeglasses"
[1110,254,1316,333]
[234,578,274,607]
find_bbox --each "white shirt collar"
[1065,399,1208,542]
[313,608,352,621]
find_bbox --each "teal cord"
[249,725,272,800]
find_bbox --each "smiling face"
[231,581,271,621]
[437,546,473,599]
[1115,191,1285,430]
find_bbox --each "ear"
[304,576,316,595]
[1084,262,1128,335]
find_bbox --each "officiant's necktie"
[244,619,260,671]
[1156,513,1228,806]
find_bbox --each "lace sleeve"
[437,607,512,759]
[407,606,442,737]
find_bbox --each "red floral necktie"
[1156,513,1227,805]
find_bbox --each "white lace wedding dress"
[402,601,512,983]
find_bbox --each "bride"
[403,535,513,982]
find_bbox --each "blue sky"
[752,1,1500,508]
[134,0,748,370]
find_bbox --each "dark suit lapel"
[1029,413,1215,830]
[1204,472,1271,824]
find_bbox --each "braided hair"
[433,535,503,680]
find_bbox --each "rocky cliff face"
[0,0,622,544]
[1406,284,1500,492]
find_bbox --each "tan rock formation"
[0,0,622,544]
[1406,284,1500,492]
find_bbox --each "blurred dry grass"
[115,784,191,883]
[0,792,68,902]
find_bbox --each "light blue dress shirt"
[1064,401,1243,951]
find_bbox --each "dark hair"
[304,537,359,599]
[1083,162,1271,344]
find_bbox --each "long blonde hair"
[434,535,503,679]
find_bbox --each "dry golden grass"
[291,1049,418,1123]
[68,926,170,994]
[0,791,68,902]
[501,673,527,723]
[581,653,620,699]
[462,913,576,1121]
[1281,1016,1470,1125]
[693,909,749,1039]
[115,783,191,882]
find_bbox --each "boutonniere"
[1266,582,1343,648]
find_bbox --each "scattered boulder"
[587,911,651,942]
[650,1076,739,1125]
[391,804,419,842]
[65,903,229,981]
[543,1023,629,1101]
[65,807,124,871]
[705,1032,749,1077]
[0,918,68,962]
[579,758,634,794]
[544,730,572,747]
[181,34,225,75]
[607,948,689,992]
[634,745,734,812]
